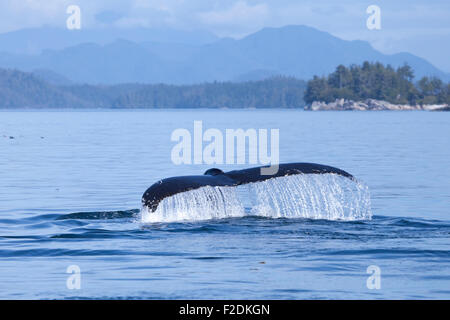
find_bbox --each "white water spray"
[244,174,371,220]
[140,174,371,223]
[141,185,245,223]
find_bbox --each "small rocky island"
[305,98,449,111]
[304,62,450,111]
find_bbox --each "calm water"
[0,109,449,299]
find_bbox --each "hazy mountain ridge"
[0,26,219,54]
[0,25,448,84]
[0,69,88,108]
[0,68,306,108]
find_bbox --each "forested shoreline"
[0,69,306,109]
[0,62,449,109]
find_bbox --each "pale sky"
[0,0,449,72]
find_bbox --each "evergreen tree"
[305,62,449,105]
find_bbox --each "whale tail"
[142,163,355,212]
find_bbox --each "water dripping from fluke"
[140,167,371,223]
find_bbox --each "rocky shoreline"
[305,99,449,111]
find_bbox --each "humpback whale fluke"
[142,163,355,212]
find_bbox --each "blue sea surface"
[0,109,449,299]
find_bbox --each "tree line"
[111,77,306,108]
[1,65,449,109]
[0,68,306,108]
[304,61,450,105]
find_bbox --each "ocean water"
[0,109,449,299]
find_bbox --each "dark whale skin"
[142,163,354,212]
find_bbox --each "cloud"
[95,11,124,24]
[198,1,268,25]
[197,1,269,36]
[0,0,68,31]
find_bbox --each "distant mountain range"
[0,25,449,85]
[0,26,219,54]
